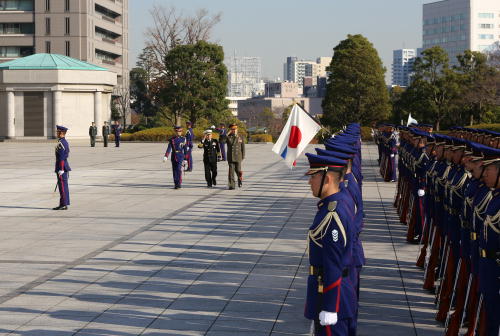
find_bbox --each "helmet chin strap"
[318,170,327,199]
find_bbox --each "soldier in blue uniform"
[163,126,187,189]
[216,123,227,161]
[54,125,71,210]
[185,121,194,172]
[304,153,357,336]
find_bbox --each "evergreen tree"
[322,34,390,130]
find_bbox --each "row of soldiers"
[303,124,364,336]
[378,124,499,336]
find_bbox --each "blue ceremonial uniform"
[304,150,358,336]
[217,127,227,161]
[113,123,122,147]
[55,128,71,208]
[165,134,187,188]
[185,126,194,171]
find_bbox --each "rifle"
[436,240,450,305]
[459,274,473,330]
[444,258,462,333]
[423,226,437,281]
[471,294,483,336]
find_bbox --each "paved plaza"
[0,142,444,335]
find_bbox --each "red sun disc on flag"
[288,126,302,148]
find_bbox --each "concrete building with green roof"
[0,53,116,139]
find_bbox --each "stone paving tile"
[0,143,447,335]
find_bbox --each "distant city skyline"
[130,0,434,83]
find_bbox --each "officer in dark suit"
[54,125,71,210]
[226,123,245,189]
[102,121,110,147]
[198,129,221,188]
[304,153,357,336]
[114,121,122,147]
[163,125,187,189]
[216,123,227,161]
[89,122,97,147]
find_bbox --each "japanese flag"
[272,104,322,168]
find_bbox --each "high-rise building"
[0,0,129,88]
[226,55,262,97]
[283,56,331,88]
[392,49,417,87]
[423,0,500,64]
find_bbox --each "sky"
[129,0,432,84]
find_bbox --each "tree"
[146,6,221,76]
[113,86,130,127]
[455,50,498,125]
[322,34,390,130]
[160,41,228,126]
[130,67,157,127]
[409,46,461,130]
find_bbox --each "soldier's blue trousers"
[56,172,70,206]
[171,160,183,187]
[313,318,356,336]
[186,149,193,171]
[115,135,120,147]
[220,142,226,161]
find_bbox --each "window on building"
[65,17,70,35]
[0,23,34,34]
[45,17,50,35]
[65,41,70,56]
[479,34,494,39]
[65,0,69,12]
[0,46,32,57]
[479,23,494,29]
[0,0,33,11]
[45,0,50,11]
[478,13,494,19]
[45,41,51,53]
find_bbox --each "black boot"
[238,180,242,188]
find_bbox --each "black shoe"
[52,206,62,210]
[212,179,216,186]
[53,206,67,210]
[207,184,212,188]
[174,186,180,189]
[238,180,242,188]
[228,187,235,190]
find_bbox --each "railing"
[102,37,115,44]
[101,15,115,23]
[101,59,115,65]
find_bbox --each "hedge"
[360,127,373,142]
[250,134,273,142]
[113,127,247,142]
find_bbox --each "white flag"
[272,104,322,168]
[407,113,418,126]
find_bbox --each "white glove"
[319,311,338,326]
[58,170,64,176]
[163,156,168,162]
[390,154,395,158]
[211,125,216,129]
[418,189,425,197]
[183,160,187,166]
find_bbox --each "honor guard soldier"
[226,123,245,189]
[113,121,122,147]
[304,153,357,336]
[216,123,228,161]
[54,125,71,210]
[89,122,97,147]
[163,126,187,189]
[102,121,110,147]
[185,121,194,172]
[198,129,221,188]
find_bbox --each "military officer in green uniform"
[89,122,97,147]
[102,121,110,147]
[226,123,245,190]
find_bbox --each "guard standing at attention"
[198,129,221,188]
[89,122,97,147]
[114,121,122,147]
[54,125,71,210]
[226,123,245,189]
[304,153,357,336]
[163,125,187,189]
[102,121,110,147]
[185,121,194,172]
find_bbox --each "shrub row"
[250,134,273,142]
[112,127,248,142]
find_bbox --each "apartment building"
[0,0,128,88]
[423,0,500,64]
